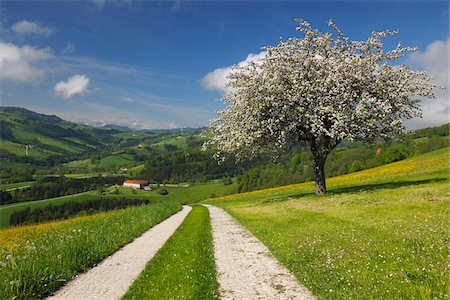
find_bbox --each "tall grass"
[0,202,181,299]
[123,205,218,300]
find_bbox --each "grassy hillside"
[204,148,449,298]
[0,107,106,158]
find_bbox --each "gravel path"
[48,205,192,300]
[204,204,316,300]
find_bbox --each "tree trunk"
[308,136,335,196]
[313,156,326,196]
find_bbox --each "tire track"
[204,204,315,300]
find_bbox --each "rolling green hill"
[0,107,207,183]
[0,107,107,156]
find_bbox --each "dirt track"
[205,204,316,300]
[48,205,191,300]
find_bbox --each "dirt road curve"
[48,205,192,300]
[204,204,316,300]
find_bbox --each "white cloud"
[406,38,449,129]
[0,42,52,82]
[409,39,449,87]
[11,20,53,36]
[201,51,266,93]
[53,74,90,99]
[62,43,75,55]
[119,96,135,103]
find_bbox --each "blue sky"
[0,1,448,129]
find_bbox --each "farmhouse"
[123,179,149,189]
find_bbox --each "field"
[0,181,35,191]
[0,140,54,159]
[0,181,239,228]
[124,205,218,299]
[63,153,138,169]
[0,202,181,299]
[99,153,135,167]
[204,148,449,298]
[63,159,95,169]
[127,164,145,176]
[152,135,190,150]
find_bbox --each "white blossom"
[204,19,439,195]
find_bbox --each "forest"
[138,148,246,183]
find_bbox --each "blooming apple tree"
[205,20,438,195]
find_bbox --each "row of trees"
[5,176,125,205]
[0,190,13,205]
[10,198,150,226]
[139,149,244,183]
[236,132,448,193]
[0,161,35,184]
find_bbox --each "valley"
[0,107,448,299]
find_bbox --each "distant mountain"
[149,127,205,134]
[0,107,205,167]
[101,124,136,131]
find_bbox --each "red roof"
[124,180,149,185]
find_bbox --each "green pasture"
[125,164,145,176]
[0,181,35,191]
[0,180,239,228]
[99,153,134,167]
[62,137,96,150]
[107,181,239,205]
[63,158,95,168]
[152,136,189,150]
[0,140,53,159]
[37,137,84,154]
[10,125,42,143]
[63,173,99,178]
[204,148,449,299]
[112,131,157,141]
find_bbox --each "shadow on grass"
[258,177,448,205]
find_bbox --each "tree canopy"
[205,19,438,195]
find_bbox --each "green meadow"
[0,181,35,191]
[204,148,449,299]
